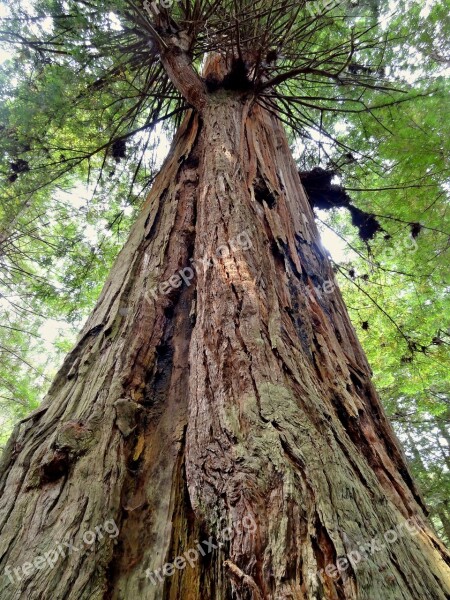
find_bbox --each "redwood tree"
[0,1,449,598]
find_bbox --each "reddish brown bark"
[0,55,449,600]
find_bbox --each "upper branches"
[0,0,446,208]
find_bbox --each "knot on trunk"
[114,398,143,437]
[55,420,96,453]
[35,421,97,485]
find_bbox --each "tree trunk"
[404,429,450,545]
[438,510,450,547]
[1,69,449,599]
[436,412,450,472]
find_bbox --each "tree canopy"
[0,0,449,542]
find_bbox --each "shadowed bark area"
[0,57,449,600]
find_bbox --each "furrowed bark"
[0,58,449,600]
[0,111,202,599]
[183,94,450,599]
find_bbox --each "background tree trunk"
[0,84,449,598]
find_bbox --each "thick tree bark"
[0,59,449,599]
[438,510,450,547]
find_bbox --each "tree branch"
[159,35,207,111]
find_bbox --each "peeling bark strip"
[0,59,450,600]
